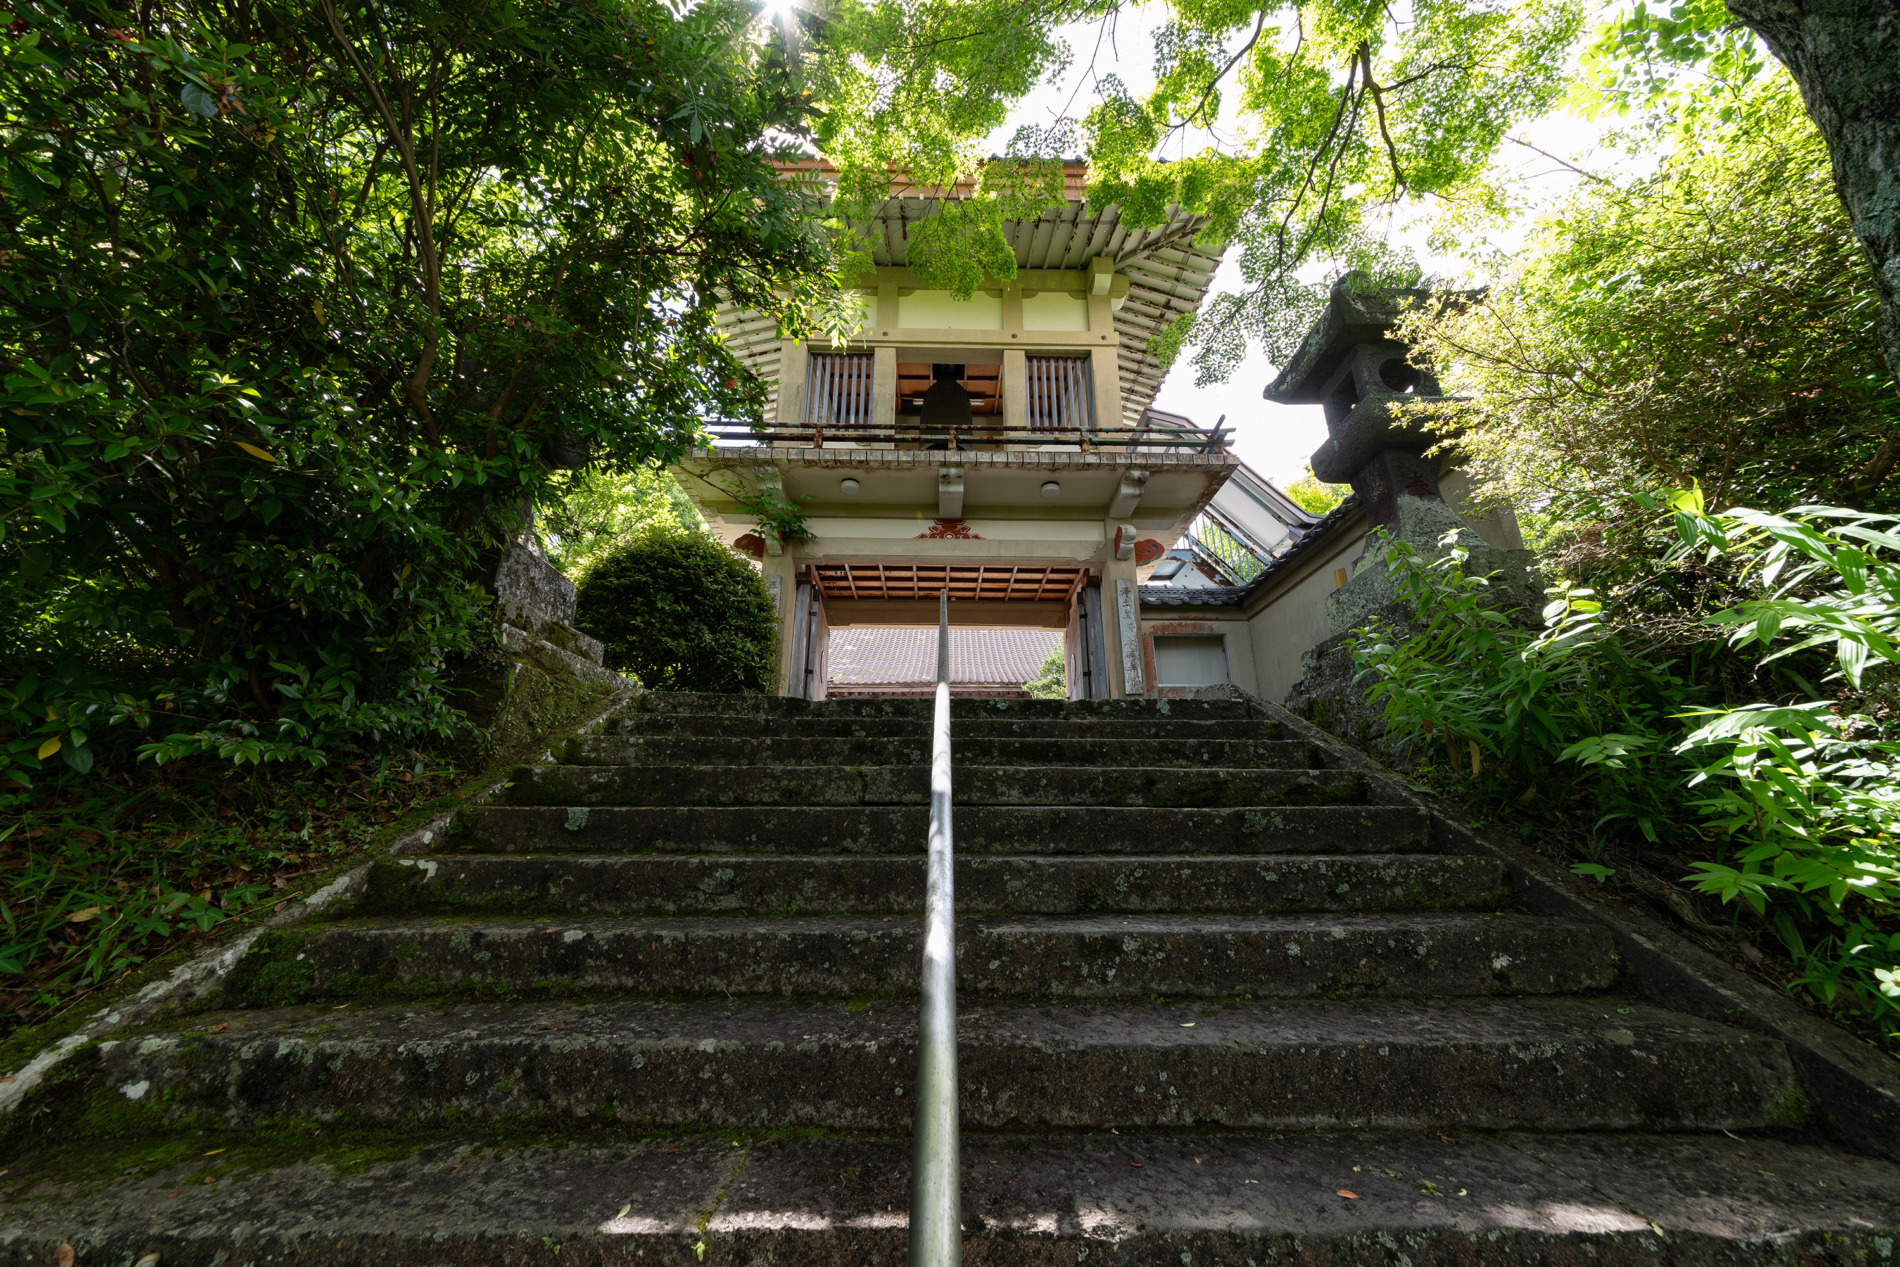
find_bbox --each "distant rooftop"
[828,628,1060,686]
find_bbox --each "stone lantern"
[1264,273,1535,636]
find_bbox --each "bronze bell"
[919,364,971,448]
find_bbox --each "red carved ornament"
[916,519,983,540]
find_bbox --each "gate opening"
[827,628,1060,700]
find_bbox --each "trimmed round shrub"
[575,531,778,693]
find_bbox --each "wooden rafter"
[810,563,1086,603]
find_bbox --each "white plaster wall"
[1244,528,1367,703]
[1219,621,1259,695]
[1022,293,1089,331]
[1135,616,1258,698]
[898,290,1004,330]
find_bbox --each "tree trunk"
[1726,0,1900,502]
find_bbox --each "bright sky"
[983,6,1627,488]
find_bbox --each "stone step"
[606,714,1279,741]
[5,1129,1894,1263]
[620,693,1260,721]
[498,764,1365,809]
[89,998,1800,1134]
[562,734,1322,769]
[454,804,1431,857]
[224,913,1617,1008]
[357,853,1510,917]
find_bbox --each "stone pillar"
[1437,464,1526,552]
[1262,273,1537,637]
[761,552,799,695]
[1101,545,1142,698]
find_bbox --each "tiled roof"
[827,628,1061,685]
[1139,586,1247,607]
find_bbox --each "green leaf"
[181,82,219,117]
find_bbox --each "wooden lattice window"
[1026,356,1093,434]
[806,352,875,430]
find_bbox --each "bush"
[576,533,778,693]
[1353,537,1696,844]
[1024,645,1066,699]
[1399,74,1899,583]
[1352,493,1900,1042]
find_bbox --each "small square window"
[1153,636,1229,687]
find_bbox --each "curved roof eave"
[713,166,1229,427]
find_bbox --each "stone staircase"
[5,694,1897,1263]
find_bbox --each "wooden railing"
[705,419,1232,453]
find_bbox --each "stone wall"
[456,537,635,754]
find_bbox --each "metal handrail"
[909,589,961,1265]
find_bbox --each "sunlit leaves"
[907,197,1019,297]
[1578,0,1767,122]
[807,0,1587,376]
[810,0,1073,197]
[1399,73,1896,563]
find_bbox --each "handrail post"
[909,588,960,1265]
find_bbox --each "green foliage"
[1024,645,1067,699]
[1354,536,1693,844]
[541,467,703,583]
[689,464,817,547]
[809,0,1072,197]
[1,748,466,1026]
[0,0,831,785]
[575,531,779,693]
[1353,493,1900,1042]
[1400,73,1899,575]
[906,197,1019,300]
[1578,0,1770,122]
[809,0,1583,377]
[735,492,817,548]
[1282,462,1350,516]
[1657,493,1900,921]
[1663,490,1900,690]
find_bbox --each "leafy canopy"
[803,0,1581,375]
[541,467,704,582]
[0,0,830,784]
[1397,74,1899,574]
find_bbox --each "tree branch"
[1359,41,1406,197]
[316,0,444,436]
[1506,135,1612,186]
[1170,9,1268,134]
